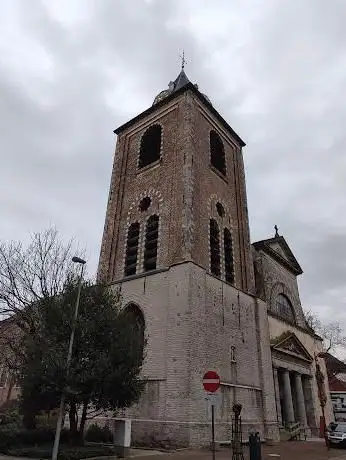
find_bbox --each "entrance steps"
[279,422,308,441]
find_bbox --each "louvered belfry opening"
[139,125,161,169]
[224,228,234,283]
[210,219,221,277]
[210,130,226,176]
[144,215,159,272]
[124,222,140,276]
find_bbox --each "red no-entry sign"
[203,370,220,393]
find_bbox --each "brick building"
[97,66,333,446]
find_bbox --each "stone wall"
[253,248,306,328]
[114,262,278,446]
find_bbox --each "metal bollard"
[249,432,261,460]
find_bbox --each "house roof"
[329,375,346,392]
[320,352,346,376]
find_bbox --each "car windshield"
[330,423,346,432]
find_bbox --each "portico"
[271,331,317,434]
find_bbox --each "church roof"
[114,69,245,147]
[173,68,190,91]
[252,233,303,276]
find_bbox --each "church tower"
[98,67,278,446]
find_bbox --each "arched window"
[275,294,295,324]
[124,222,140,276]
[210,130,226,176]
[139,125,161,169]
[143,215,159,272]
[224,228,234,284]
[210,219,221,277]
[123,304,145,359]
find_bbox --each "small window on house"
[275,294,295,324]
[139,196,151,212]
[124,222,140,276]
[210,219,221,277]
[210,130,226,176]
[230,346,236,362]
[216,202,225,218]
[224,228,234,284]
[139,125,162,169]
[143,215,159,272]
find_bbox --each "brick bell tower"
[98,67,254,290]
[97,66,277,446]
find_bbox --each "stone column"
[294,373,307,426]
[273,368,282,425]
[282,369,295,423]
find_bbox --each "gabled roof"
[329,375,346,392]
[271,331,313,362]
[253,235,303,276]
[320,352,346,377]
[114,71,246,147]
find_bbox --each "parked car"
[327,422,346,446]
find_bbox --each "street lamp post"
[52,256,86,460]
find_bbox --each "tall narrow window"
[124,222,140,276]
[210,130,226,176]
[139,125,162,169]
[143,215,159,272]
[224,228,234,284]
[210,219,221,277]
[123,303,145,361]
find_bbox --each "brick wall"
[98,89,255,295]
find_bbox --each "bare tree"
[305,309,346,353]
[0,227,79,319]
[0,227,82,379]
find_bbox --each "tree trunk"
[78,400,89,445]
[69,402,79,444]
[22,402,37,430]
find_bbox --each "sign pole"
[203,371,220,460]
[211,403,215,460]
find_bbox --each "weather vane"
[179,50,187,69]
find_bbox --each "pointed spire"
[173,68,191,91]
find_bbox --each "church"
[97,65,333,447]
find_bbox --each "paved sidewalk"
[129,441,346,459]
[1,442,345,460]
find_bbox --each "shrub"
[0,399,22,428]
[7,445,115,459]
[0,426,70,452]
[84,424,113,443]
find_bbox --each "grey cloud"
[1,0,346,340]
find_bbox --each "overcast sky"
[1,0,346,334]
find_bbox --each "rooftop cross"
[179,50,187,69]
[274,225,279,237]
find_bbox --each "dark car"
[327,422,346,446]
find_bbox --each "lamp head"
[72,256,86,265]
